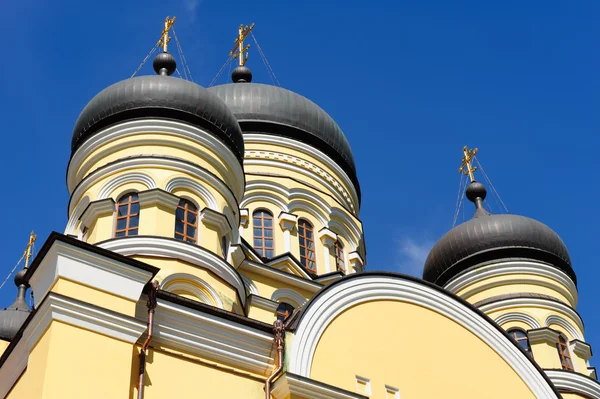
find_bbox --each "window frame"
[174,198,199,244]
[252,209,275,259]
[557,334,574,371]
[334,239,345,273]
[298,219,317,272]
[114,192,140,238]
[507,328,533,357]
[276,302,295,321]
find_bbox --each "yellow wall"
[310,300,537,399]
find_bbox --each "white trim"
[355,376,371,395]
[494,312,542,329]
[478,297,584,336]
[546,315,583,340]
[444,261,578,307]
[244,134,359,212]
[384,385,400,399]
[68,119,244,200]
[65,195,90,235]
[97,172,157,200]
[267,255,313,280]
[545,369,600,398]
[98,236,246,306]
[79,198,116,229]
[200,209,231,237]
[0,293,147,399]
[137,188,180,210]
[69,157,239,224]
[160,273,224,308]
[248,294,279,313]
[271,373,368,399]
[271,288,308,308]
[570,339,593,361]
[165,176,219,211]
[153,297,275,375]
[241,275,259,296]
[289,276,559,398]
[239,260,322,294]
[28,240,154,306]
[528,328,561,345]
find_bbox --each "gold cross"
[23,231,37,269]
[157,16,176,52]
[229,23,255,66]
[459,146,478,182]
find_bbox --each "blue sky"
[2,1,598,351]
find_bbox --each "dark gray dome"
[71,76,244,162]
[423,213,574,286]
[0,277,30,341]
[208,83,360,199]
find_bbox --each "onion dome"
[423,181,574,286]
[208,67,360,200]
[71,52,244,163]
[0,270,31,341]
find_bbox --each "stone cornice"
[545,369,600,398]
[200,208,232,236]
[137,188,180,210]
[528,328,561,345]
[239,208,249,228]
[79,198,115,228]
[272,372,369,399]
[570,339,593,360]
[318,227,337,247]
[278,211,298,232]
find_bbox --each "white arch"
[290,275,560,398]
[165,176,219,211]
[289,200,328,226]
[271,288,307,308]
[494,312,542,329]
[98,172,156,200]
[240,193,289,213]
[65,195,91,235]
[241,275,259,296]
[546,315,583,340]
[160,273,224,308]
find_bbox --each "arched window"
[175,199,198,243]
[508,329,532,357]
[253,210,274,258]
[115,193,140,237]
[334,240,345,273]
[276,302,295,321]
[298,219,316,272]
[557,335,574,371]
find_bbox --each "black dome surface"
[0,278,30,341]
[71,76,244,162]
[423,213,574,286]
[208,83,360,199]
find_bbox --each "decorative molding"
[241,275,259,296]
[444,261,578,307]
[138,188,180,210]
[29,239,154,306]
[97,236,246,306]
[153,297,275,375]
[318,228,337,248]
[289,276,560,399]
[271,288,308,308]
[348,251,364,273]
[494,312,542,329]
[546,315,584,341]
[239,208,249,228]
[69,157,238,223]
[65,195,90,235]
[79,198,116,229]
[200,208,232,237]
[248,294,279,313]
[239,260,322,294]
[160,273,224,309]
[271,373,368,399]
[230,245,247,269]
[244,133,359,213]
[97,172,157,200]
[278,212,298,232]
[165,176,219,212]
[67,119,244,200]
[478,297,584,336]
[267,255,312,280]
[570,339,593,361]
[528,328,561,345]
[545,369,600,398]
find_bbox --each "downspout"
[265,319,285,399]
[137,280,159,399]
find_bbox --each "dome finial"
[153,16,177,76]
[229,23,254,83]
[459,146,489,216]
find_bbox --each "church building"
[0,20,596,399]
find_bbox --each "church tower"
[423,147,595,381]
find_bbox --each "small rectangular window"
[356,376,371,395]
[385,385,400,399]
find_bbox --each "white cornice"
[244,134,359,211]
[494,312,542,329]
[200,208,231,237]
[570,339,593,360]
[138,189,181,210]
[239,208,249,228]
[545,369,600,398]
[546,315,583,340]
[79,198,115,229]
[278,212,298,232]
[289,276,560,399]
[248,294,279,313]
[528,328,561,345]
[153,297,274,375]
[318,228,337,247]
[97,172,157,200]
[69,157,239,223]
[29,240,155,306]
[165,176,219,212]
[271,288,308,308]
[98,236,246,306]
[267,255,312,280]
[444,260,578,307]
[239,260,322,294]
[348,251,364,273]
[68,119,244,200]
[478,297,584,335]
[272,373,368,399]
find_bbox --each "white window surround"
[160,273,224,308]
[271,288,307,308]
[385,385,400,399]
[289,275,560,399]
[355,376,371,395]
[494,312,542,330]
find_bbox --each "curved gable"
[288,273,560,399]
